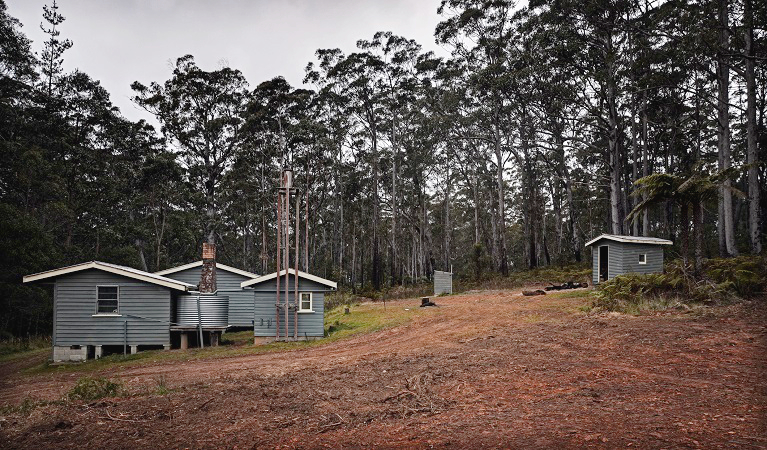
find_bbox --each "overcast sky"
[7,0,449,124]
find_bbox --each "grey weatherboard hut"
[586,234,673,284]
[23,261,196,361]
[241,268,337,342]
[24,261,338,361]
[155,261,260,327]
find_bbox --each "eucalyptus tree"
[132,55,248,245]
[531,0,639,237]
[437,0,519,274]
[305,49,354,276]
[322,50,388,288]
[357,31,424,285]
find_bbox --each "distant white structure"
[434,270,453,295]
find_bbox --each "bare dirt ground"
[1,289,766,449]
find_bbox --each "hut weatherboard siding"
[250,275,327,337]
[54,270,171,346]
[163,266,254,327]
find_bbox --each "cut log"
[522,290,547,296]
[420,297,437,307]
[545,281,589,291]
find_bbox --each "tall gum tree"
[132,55,248,245]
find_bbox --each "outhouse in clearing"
[241,268,336,344]
[585,234,673,284]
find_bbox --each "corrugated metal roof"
[585,234,673,247]
[154,260,259,279]
[240,268,337,289]
[23,261,197,291]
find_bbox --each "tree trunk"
[473,170,480,245]
[371,127,381,291]
[642,91,650,236]
[444,162,451,270]
[206,181,216,245]
[717,0,737,257]
[557,134,581,262]
[631,98,639,236]
[494,116,508,275]
[744,0,762,254]
[693,199,703,274]
[391,116,398,285]
[681,204,689,266]
[606,31,623,236]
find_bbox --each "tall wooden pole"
[294,192,299,340]
[274,189,281,341]
[284,185,290,340]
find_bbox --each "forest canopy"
[0,0,764,338]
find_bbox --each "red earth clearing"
[0,288,765,448]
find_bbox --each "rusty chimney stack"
[200,243,217,293]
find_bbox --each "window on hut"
[96,286,119,314]
[300,292,312,312]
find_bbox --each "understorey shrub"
[593,256,766,313]
[66,376,122,402]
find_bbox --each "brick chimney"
[200,243,217,293]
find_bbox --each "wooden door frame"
[598,245,609,282]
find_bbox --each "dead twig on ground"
[102,409,142,423]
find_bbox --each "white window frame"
[94,285,120,316]
[638,253,647,265]
[298,292,313,313]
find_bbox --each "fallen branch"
[196,397,215,410]
[102,409,141,423]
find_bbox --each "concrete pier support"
[180,332,189,350]
[210,332,220,347]
[130,345,138,355]
[95,345,103,359]
[163,344,171,351]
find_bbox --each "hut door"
[599,245,609,281]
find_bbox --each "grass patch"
[23,299,426,377]
[0,336,51,359]
[0,398,49,415]
[66,376,122,401]
[0,346,49,363]
[322,300,425,341]
[548,289,592,300]
[221,330,255,346]
[152,375,170,396]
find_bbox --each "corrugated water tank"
[176,294,229,328]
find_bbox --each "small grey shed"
[433,270,453,295]
[240,268,337,343]
[585,234,673,284]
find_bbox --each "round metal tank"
[176,294,228,328]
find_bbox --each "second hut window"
[299,292,312,312]
[638,254,647,265]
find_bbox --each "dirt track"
[1,289,766,448]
